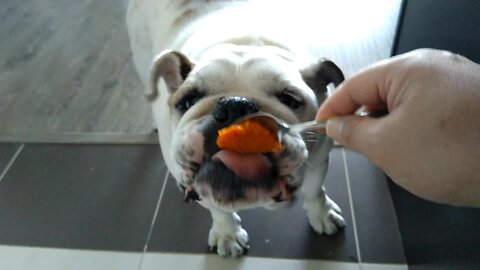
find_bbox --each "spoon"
[233,112,327,144]
[234,111,387,144]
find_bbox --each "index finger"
[316,59,392,121]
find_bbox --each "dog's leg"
[207,208,249,257]
[302,138,346,235]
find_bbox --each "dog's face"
[150,46,343,211]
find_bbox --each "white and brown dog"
[127,0,346,257]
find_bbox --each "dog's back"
[127,0,315,87]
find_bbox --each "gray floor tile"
[147,148,359,262]
[389,181,480,270]
[0,143,21,175]
[0,245,142,270]
[140,253,376,270]
[0,144,166,251]
[344,150,406,264]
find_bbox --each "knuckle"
[338,117,359,147]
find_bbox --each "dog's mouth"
[212,150,272,180]
[175,115,305,208]
[189,149,296,207]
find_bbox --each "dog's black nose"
[212,96,259,124]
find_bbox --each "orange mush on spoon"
[216,119,282,154]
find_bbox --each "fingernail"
[326,118,344,141]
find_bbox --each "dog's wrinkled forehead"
[188,49,313,97]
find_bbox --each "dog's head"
[149,46,343,211]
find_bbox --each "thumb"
[326,115,381,155]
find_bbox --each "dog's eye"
[175,90,204,114]
[276,91,303,109]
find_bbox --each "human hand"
[316,49,480,207]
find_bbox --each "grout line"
[137,169,170,270]
[342,148,362,264]
[0,133,158,145]
[0,144,25,183]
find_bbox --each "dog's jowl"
[127,0,346,257]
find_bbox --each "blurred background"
[0,0,401,137]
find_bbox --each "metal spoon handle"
[290,121,327,134]
[289,110,388,134]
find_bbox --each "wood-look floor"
[0,0,401,138]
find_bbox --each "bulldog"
[127,0,346,257]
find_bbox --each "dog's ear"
[301,59,344,103]
[148,50,194,101]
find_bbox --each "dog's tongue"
[212,150,272,180]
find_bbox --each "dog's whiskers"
[302,133,319,142]
[305,161,313,169]
[302,134,318,138]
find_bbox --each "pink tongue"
[212,150,272,180]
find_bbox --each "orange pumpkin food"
[216,119,282,154]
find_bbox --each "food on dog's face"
[216,119,282,154]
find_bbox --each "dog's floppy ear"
[301,59,344,103]
[148,50,194,101]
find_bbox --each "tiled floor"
[0,143,408,269]
[0,144,166,251]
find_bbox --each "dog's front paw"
[208,226,249,257]
[304,195,346,235]
[208,212,249,257]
